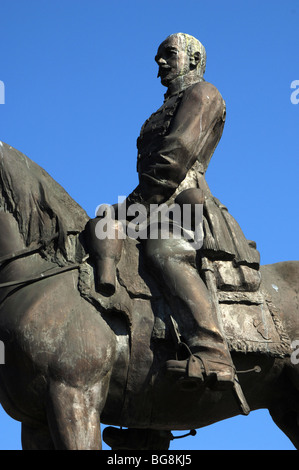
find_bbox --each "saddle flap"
[219,291,291,357]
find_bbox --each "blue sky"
[0,0,298,450]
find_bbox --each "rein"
[0,232,59,267]
[0,232,83,289]
[0,263,81,289]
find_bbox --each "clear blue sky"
[0,0,298,450]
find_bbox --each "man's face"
[155,36,191,87]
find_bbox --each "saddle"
[79,236,291,359]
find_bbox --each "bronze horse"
[0,141,298,450]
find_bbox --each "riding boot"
[145,236,235,390]
[166,341,235,390]
[85,217,123,296]
[165,278,235,389]
[164,281,235,391]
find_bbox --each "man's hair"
[167,33,206,76]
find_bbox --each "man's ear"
[190,51,201,69]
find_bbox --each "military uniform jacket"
[126,79,259,269]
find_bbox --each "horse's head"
[0,141,89,266]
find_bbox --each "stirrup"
[166,354,235,391]
[188,354,235,390]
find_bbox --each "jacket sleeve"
[126,81,226,210]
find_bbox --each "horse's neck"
[0,212,51,285]
[0,212,24,258]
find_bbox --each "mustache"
[157,65,171,78]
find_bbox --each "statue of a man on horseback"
[86,33,260,391]
[0,32,297,451]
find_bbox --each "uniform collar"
[164,75,204,101]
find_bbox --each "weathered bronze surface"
[0,34,298,450]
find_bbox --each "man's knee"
[145,237,196,271]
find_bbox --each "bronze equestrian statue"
[0,34,298,450]
[86,33,259,391]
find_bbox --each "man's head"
[155,33,206,87]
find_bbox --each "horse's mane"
[0,140,89,264]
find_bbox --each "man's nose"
[157,57,167,65]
